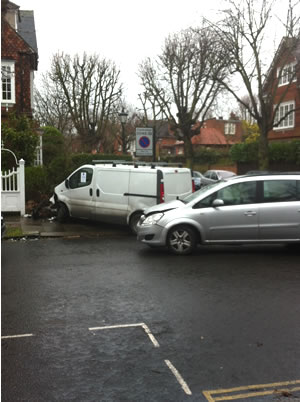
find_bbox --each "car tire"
[57,203,69,223]
[129,212,142,235]
[167,225,197,255]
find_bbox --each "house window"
[274,101,295,130]
[224,122,236,135]
[1,61,16,104]
[277,62,297,86]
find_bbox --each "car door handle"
[96,189,100,197]
[244,211,256,216]
[89,188,93,196]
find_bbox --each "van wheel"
[167,225,196,255]
[57,203,69,223]
[129,212,142,235]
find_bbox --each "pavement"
[3,213,131,239]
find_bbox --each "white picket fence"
[1,159,25,215]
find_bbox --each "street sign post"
[136,128,153,157]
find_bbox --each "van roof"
[91,160,183,168]
[85,163,191,173]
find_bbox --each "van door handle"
[89,188,93,196]
[96,189,100,197]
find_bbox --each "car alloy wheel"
[167,225,196,255]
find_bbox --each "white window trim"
[1,60,16,104]
[224,122,236,135]
[277,62,297,87]
[274,100,295,130]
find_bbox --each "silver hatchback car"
[137,173,300,255]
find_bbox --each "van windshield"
[181,183,219,204]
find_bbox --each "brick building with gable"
[1,0,38,119]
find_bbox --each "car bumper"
[137,223,167,247]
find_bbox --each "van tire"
[57,203,69,223]
[167,225,196,255]
[129,212,142,235]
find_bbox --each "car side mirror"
[65,178,69,189]
[212,199,224,207]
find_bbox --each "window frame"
[277,62,297,87]
[69,168,93,189]
[224,122,236,135]
[274,101,295,130]
[1,60,16,104]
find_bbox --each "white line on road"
[141,323,160,348]
[164,359,192,396]
[1,333,34,339]
[88,322,160,347]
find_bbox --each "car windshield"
[180,182,219,204]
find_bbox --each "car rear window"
[263,180,299,202]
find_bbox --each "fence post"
[19,159,25,216]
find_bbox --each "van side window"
[69,168,93,189]
[263,180,298,202]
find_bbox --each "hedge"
[230,140,300,165]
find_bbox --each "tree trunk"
[258,129,269,170]
[184,136,194,169]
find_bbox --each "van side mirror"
[65,179,69,189]
[212,199,224,207]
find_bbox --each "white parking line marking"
[89,322,160,348]
[141,323,160,348]
[165,359,192,395]
[1,333,34,339]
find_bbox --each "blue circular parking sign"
[139,136,150,148]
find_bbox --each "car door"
[258,179,300,240]
[67,167,94,219]
[195,181,259,242]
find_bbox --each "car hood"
[144,200,183,216]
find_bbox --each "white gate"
[1,159,25,215]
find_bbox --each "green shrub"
[1,114,39,169]
[47,156,72,191]
[25,166,50,201]
[269,141,300,164]
[41,126,66,166]
[230,142,259,163]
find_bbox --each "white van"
[50,161,194,233]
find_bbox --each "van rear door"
[127,169,157,212]
[92,168,129,224]
[162,169,193,202]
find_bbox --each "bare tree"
[49,52,123,151]
[208,0,300,169]
[138,23,228,168]
[34,73,73,135]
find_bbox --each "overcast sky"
[15,0,229,105]
[17,0,287,110]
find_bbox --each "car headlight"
[142,213,164,226]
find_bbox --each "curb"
[4,231,132,240]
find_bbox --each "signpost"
[135,128,154,157]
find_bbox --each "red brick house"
[1,1,38,119]
[174,118,243,155]
[265,37,300,141]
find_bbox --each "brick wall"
[1,21,35,117]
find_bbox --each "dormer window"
[1,60,16,104]
[277,62,297,86]
[224,122,236,135]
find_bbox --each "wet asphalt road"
[1,236,300,402]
